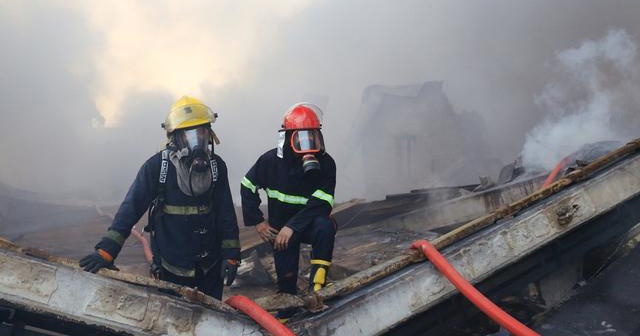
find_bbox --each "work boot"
[309,259,331,292]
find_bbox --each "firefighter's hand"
[79,250,116,273]
[274,226,294,251]
[256,221,278,243]
[221,259,239,286]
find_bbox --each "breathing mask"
[290,129,324,174]
[175,126,212,173]
[301,154,321,173]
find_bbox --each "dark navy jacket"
[241,148,336,232]
[96,151,240,275]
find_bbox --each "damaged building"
[346,81,502,200]
[3,138,640,335]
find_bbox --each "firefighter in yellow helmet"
[80,96,240,300]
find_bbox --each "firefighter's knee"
[314,217,336,238]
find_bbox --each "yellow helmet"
[162,96,217,133]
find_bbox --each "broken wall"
[347,82,501,200]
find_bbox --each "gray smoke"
[522,29,640,170]
[1,1,640,204]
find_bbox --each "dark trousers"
[273,216,337,294]
[159,260,223,300]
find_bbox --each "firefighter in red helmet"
[241,102,336,319]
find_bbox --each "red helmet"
[281,103,322,130]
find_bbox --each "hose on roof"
[542,157,570,188]
[130,226,153,264]
[226,295,296,336]
[411,240,540,336]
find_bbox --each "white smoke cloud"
[3,1,640,202]
[69,1,310,127]
[522,29,640,170]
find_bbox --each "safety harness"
[145,149,219,277]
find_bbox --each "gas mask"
[290,129,324,174]
[170,126,215,196]
[301,154,320,173]
[176,126,212,173]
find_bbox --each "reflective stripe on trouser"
[273,216,336,294]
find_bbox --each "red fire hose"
[131,228,294,335]
[411,240,540,336]
[130,227,153,264]
[542,157,569,188]
[225,295,296,336]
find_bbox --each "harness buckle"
[194,227,208,235]
[197,205,209,214]
[196,250,209,259]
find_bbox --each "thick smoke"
[522,30,640,170]
[2,1,640,204]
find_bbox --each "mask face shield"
[176,126,211,152]
[290,129,324,154]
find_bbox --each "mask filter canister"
[302,154,320,173]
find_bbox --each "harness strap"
[147,149,219,274]
[157,149,169,203]
[159,149,169,184]
[158,148,218,203]
[210,156,218,182]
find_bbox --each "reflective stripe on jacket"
[241,148,336,232]
[95,151,240,275]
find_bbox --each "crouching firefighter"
[240,102,337,318]
[80,96,240,300]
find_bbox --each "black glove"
[220,259,239,286]
[79,251,116,273]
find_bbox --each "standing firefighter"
[80,96,240,300]
[241,103,337,318]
